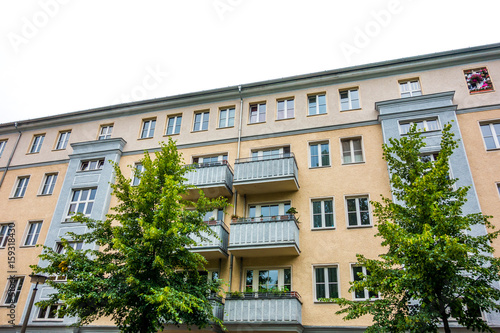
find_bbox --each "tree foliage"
[32,138,228,333]
[327,124,500,332]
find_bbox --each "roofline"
[2,42,500,132]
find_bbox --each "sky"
[1,0,499,124]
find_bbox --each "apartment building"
[0,43,499,332]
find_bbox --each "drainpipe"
[228,254,234,292]
[237,85,243,159]
[0,123,22,188]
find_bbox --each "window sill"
[19,245,37,248]
[37,194,53,197]
[307,113,327,117]
[486,147,500,152]
[347,224,373,229]
[9,196,24,200]
[314,300,338,304]
[311,227,336,231]
[137,137,154,140]
[400,129,441,136]
[0,304,18,308]
[309,165,331,169]
[52,148,67,151]
[248,121,266,125]
[163,133,180,136]
[33,319,64,322]
[217,126,235,130]
[76,170,102,173]
[342,161,365,166]
[340,108,362,112]
[469,88,495,95]
[276,117,295,122]
[26,152,40,155]
[191,130,209,133]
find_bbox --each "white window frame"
[249,103,266,124]
[0,140,6,158]
[36,304,65,320]
[66,188,97,219]
[193,111,210,132]
[345,195,371,227]
[140,119,156,139]
[244,267,292,292]
[497,183,500,199]
[2,276,24,305]
[55,131,71,150]
[399,118,440,135]
[23,221,42,246]
[80,159,105,171]
[132,163,144,186]
[13,176,30,198]
[399,79,422,98]
[218,107,235,128]
[351,265,379,300]
[313,265,340,301]
[166,115,182,135]
[98,124,113,140]
[248,202,291,218]
[339,88,360,111]
[311,198,334,229]
[277,98,294,120]
[480,122,500,150]
[308,93,327,115]
[309,142,330,168]
[341,137,364,164]
[30,134,45,154]
[251,146,290,161]
[0,224,13,248]
[40,173,58,195]
[55,241,83,254]
[192,154,228,166]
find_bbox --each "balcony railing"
[233,153,299,194]
[184,161,233,198]
[190,221,229,259]
[224,291,302,324]
[228,215,300,257]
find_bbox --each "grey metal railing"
[190,221,229,253]
[234,154,298,184]
[184,162,233,189]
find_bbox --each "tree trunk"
[442,315,451,333]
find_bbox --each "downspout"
[237,85,243,160]
[0,123,22,188]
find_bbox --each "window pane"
[328,284,339,298]
[347,199,356,212]
[315,268,325,283]
[359,198,368,211]
[328,268,337,282]
[81,189,89,201]
[313,201,321,214]
[361,212,370,225]
[316,284,326,299]
[348,212,358,226]
[325,214,334,227]
[313,215,322,228]
[284,269,291,286]
[324,200,333,213]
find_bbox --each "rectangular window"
[193,112,209,131]
[193,154,228,167]
[41,173,58,195]
[3,277,24,304]
[55,131,71,150]
[464,68,494,93]
[310,142,330,168]
[219,107,235,128]
[251,146,290,161]
[166,115,182,135]
[399,79,422,98]
[249,103,266,123]
[314,266,339,300]
[312,199,334,229]
[352,266,378,300]
[132,163,144,186]
[30,134,45,153]
[248,202,291,218]
[340,89,360,110]
[203,208,225,223]
[13,176,30,198]
[98,124,113,140]
[277,99,294,120]
[480,122,500,150]
[67,188,97,219]
[308,94,326,115]
[245,268,291,292]
[0,140,6,157]
[37,304,65,320]
[141,119,156,138]
[55,241,83,254]
[24,221,42,246]
[346,196,371,227]
[0,224,13,248]
[400,118,440,135]
[80,159,104,171]
[341,138,363,164]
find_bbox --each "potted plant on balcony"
[231,214,239,223]
[208,216,217,225]
[286,207,300,222]
[227,290,244,299]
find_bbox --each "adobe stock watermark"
[5,223,16,326]
[7,0,71,54]
[212,0,243,21]
[111,65,169,105]
[339,0,406,64]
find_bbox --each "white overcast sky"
[1,0,499,124]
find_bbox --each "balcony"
[228,215,300,257]
[233,154,299,194]
[224,292,302,326]
[190,221,229,259]
[184,161,233,199]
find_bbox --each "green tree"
[327,124,500,332]
[32,138,228,333]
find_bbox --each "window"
[166,115,182,135]
[352,266,378,300]
[55,241,83,254]
[312,199,334,229]
[41,173,58,195]
[219,107,235,128]
[55,131,71,150]
[314,266,339,300]
[30,134,45,153]
[3,277,24,304]
[420,153,439,163]
[308,94,326,115]
[80,159,104,171]
[24,221,42,246]
[249,103,266,124]
[245,268,291,292]
[251,146,290,161]
[341,138,363,164]
[464,67,494,93]
[400,118,439,135]
[310,142,330,167]
[193,111,209,131]
[98,124,113,140]
[277,99,294,120]
[67,188,97,219]
[340,89,360,110]
[193,154,228,167]
[203,209,225,222]
[37,304,65,320]
[13,176,29,198]
[141,119,156,138]
[132,163,144,186]
[497,183,500,198]
[0,140,6,157]
[346,196,371,227]
[248,202,291,218]
[480,122,500,150]
[399,79,422,98]
[0,224,13,248]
